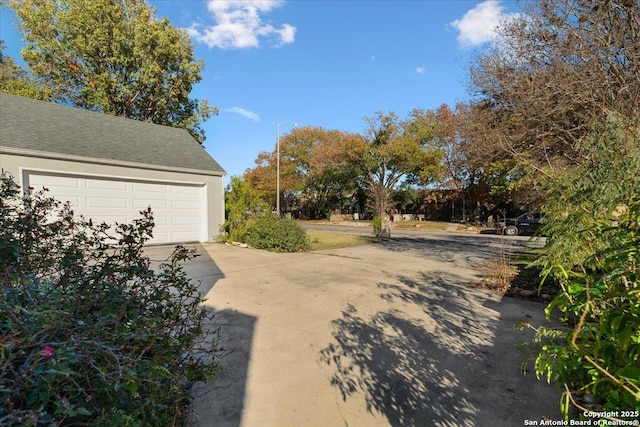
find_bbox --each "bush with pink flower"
[0,177,222,425]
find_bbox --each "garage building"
[0,93,226,245]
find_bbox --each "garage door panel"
[172,190,202,200]
[24,172,203,244]
[58,196,81,207]
[152,216,168,226]
[133,182,169,193]
[86,197,128,209]
[89,216,130,224]
[173,186,201,195]
[134,199,169,210]
[30,174,80,189]
[172,199,200,210]
[87,179,127,191]
[152,231,169,241]
[172,218,199,227]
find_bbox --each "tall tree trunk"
[370,183,390,219]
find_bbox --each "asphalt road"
[300,221,545,252]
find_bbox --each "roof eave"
[0,146,226,177]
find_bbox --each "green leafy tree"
[391,182,419,214]
[528,115,640,416]
[360,110,444,218]
[0,41,52,100]
[224,175,270,242]
[9,0,215,142]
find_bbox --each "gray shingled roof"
[0,93,225,176]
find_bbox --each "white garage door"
[25,171,204,245]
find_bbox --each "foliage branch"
[223,175,270,243]
[360,110,444,218]
[526,114,640,417]
[8,0,215,143]
[0,42,53,101]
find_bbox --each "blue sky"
[1,0,520,184]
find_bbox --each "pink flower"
[143,261,150,270]
[42,346,54,360]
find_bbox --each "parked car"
[499,212,545,236]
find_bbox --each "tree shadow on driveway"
[189,306,256,427]
[320,270,560,427]
[378,234,530,270]
[144,244,257,427]
[320,304,478,426]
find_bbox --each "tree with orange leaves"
[245,126,365,218]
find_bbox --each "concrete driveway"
[145,232,560,427]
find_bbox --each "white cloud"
[187,0,296,49]
[416,66,426,74]
[279,24,296,44]
[227,107,261,122]
[450,0,519,48]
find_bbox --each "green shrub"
[245,215,310,252]
[225,217,255,244]
[223,176,269,243]
[0,179,221,426]
[526,114,640,416]
[372,216,383,237]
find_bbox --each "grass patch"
[307,229,377,251]
[512,246,546,266]
[391,220,449,231]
